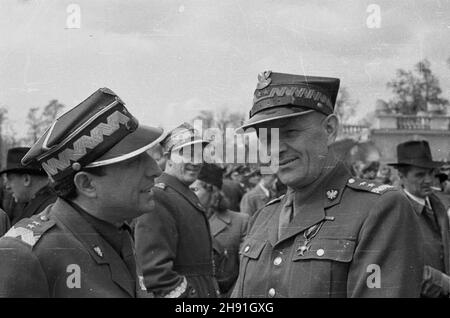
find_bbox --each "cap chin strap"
[85,128,167,168]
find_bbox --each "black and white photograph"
[0,0,449,302]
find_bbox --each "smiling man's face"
[166,145,204,186]
[258,112,333,190]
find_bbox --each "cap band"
[251,84,333,117]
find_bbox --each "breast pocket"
[290,238,356,297]
[235,238,267,296]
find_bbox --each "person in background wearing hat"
[0,147,56,225]
[135,123,219,298]
[231,71,424,298]
[0,88,164,297]
[388,140,450,298]
[222,165,247,211]
[240,172,276,218]
[191,163,249,297]
[435,171,450,212]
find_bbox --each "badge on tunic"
[256,70,272,89]
[326,189,338,200]
[93,246,103,258]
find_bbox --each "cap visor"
[171,139,210,152]
[388,161,444,169]
[85,125,166,168]
[235,109,314,134]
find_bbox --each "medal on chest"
[296,216,335,256]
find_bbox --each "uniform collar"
[51,198,136,297]
[275,161,349,245]
[157,172,206,213]
[403,188,432,211]
[68,201,126,257]
[209,211,231,236]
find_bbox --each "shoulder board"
[265,194,285,207]
[346,177,396,195]
[154,183,167,190]
[4,212,55,248]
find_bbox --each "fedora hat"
[388,140,443,169]
[0,147,46,176]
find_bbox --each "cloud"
[0,0,449,139]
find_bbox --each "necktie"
[423,204,440,234]
[278,191,295,240]
[120,228,137,282]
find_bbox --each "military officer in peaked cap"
[0,88,165,297]
[231,71,424,298]
[135,122,220,298]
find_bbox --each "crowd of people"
[0,72,449,298]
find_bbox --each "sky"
[1,0,450,139]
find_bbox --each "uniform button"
[244,245,250,253]
[348,178,355,184]
[316,249,325,256]
[268,288,276,297]
[273,257,282,266]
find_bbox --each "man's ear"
[322,114,339,145]
[73,172,97,198]
[23,174,32,187]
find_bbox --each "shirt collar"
[403,188,432,209]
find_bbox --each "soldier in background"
[191,163,249,297]
[232,71,424,297]
[0,147,56,225]
[135,123,219,298]
[222,165,247,211]
[0,88,164,297]
[240,172,276,217]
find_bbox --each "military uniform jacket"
[209,210,249,296]
[240,184,272,217]
[135,173,218,298]
[231,162,424,298]
[0,198,148,297]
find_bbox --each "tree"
[0,106,8,166]
[26,100,65,143]
[27,107,41,144]
[387,59,448,115]
[335,87,358,124]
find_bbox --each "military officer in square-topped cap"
[0,88,165,297]
[231,71,424,297]
[135,122,220,298]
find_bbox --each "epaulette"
[3,211,55,248]
[265,194,285,207]
[346,177,396,195]
[154,183,167,190]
